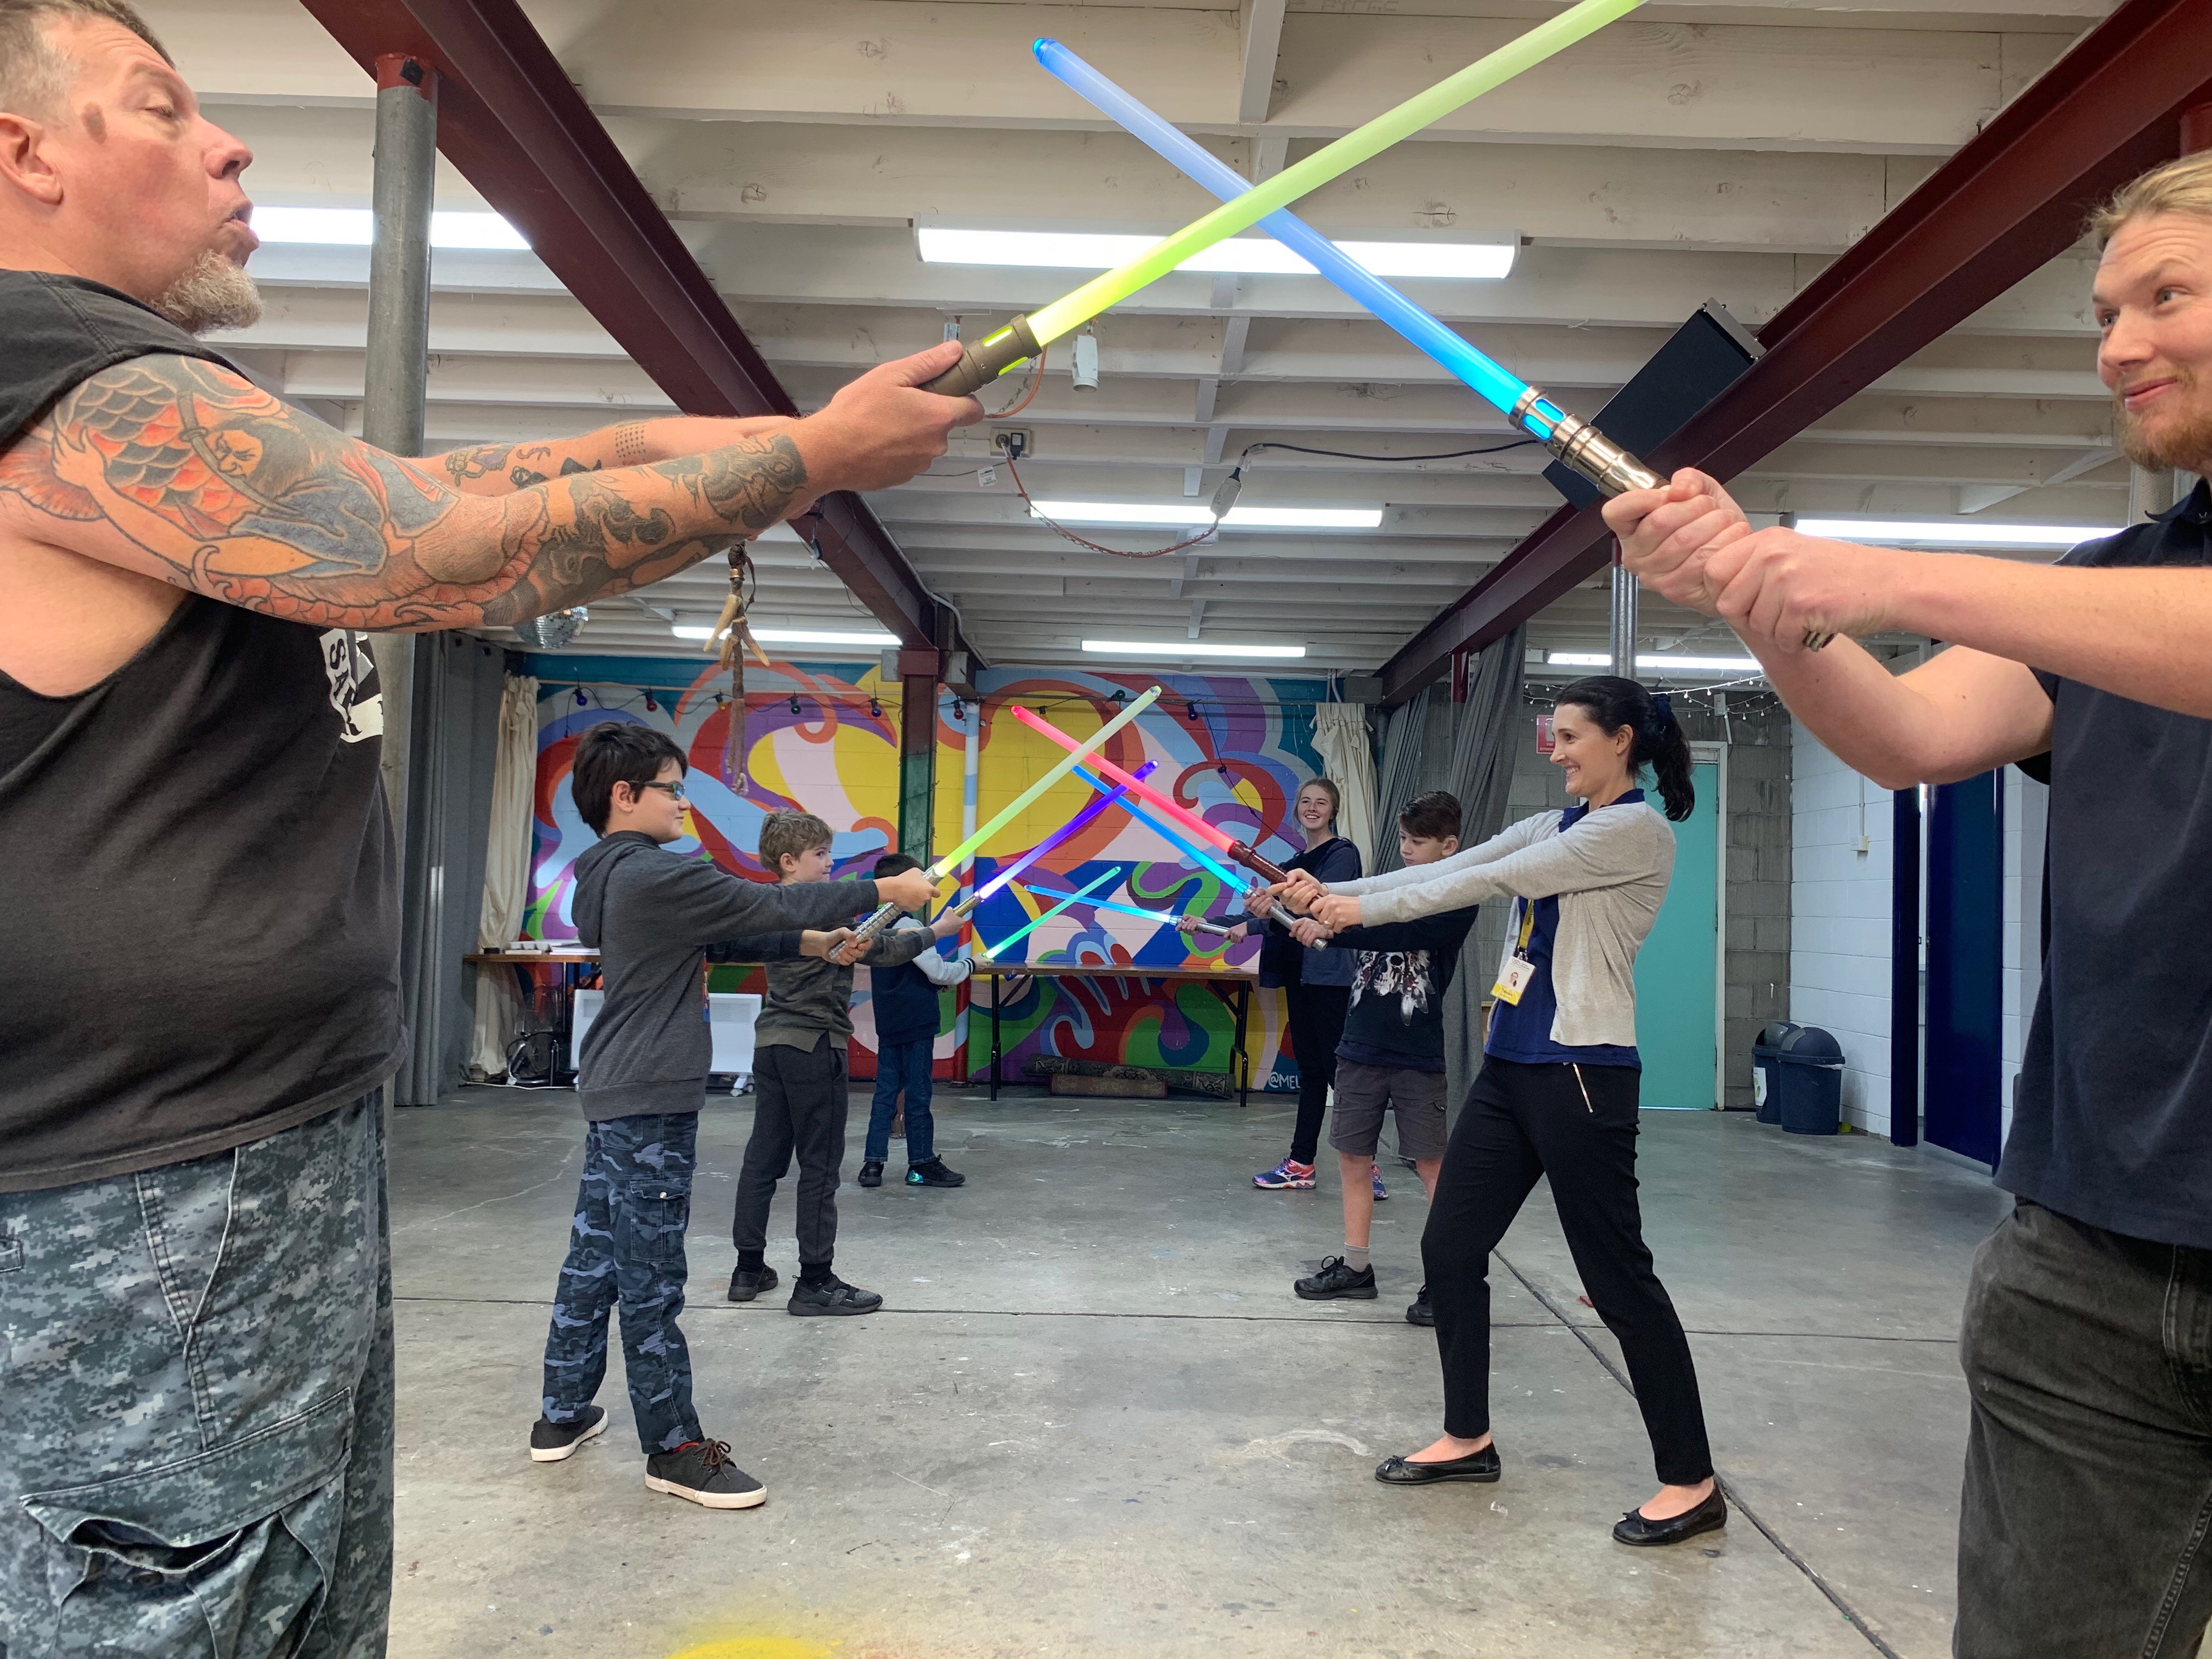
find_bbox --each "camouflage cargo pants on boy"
[540,1111,702,1454]
[0,1096,394,1659]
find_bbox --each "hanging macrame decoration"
[703,543,771,789]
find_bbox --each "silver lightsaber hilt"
[849,901,901,949]
[1511,384,1833,653]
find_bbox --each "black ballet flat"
[1375,1444,1501,1486]
[1611,1486,1727,1546]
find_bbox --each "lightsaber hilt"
[849,900,904,949]
[1228,843,1290,885]
[1511,385,1662,498]
[1190,918,1234,939]
[923,316,1042,399]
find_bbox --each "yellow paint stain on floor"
[667,1639,833,1659]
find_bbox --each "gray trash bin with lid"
[1751,1022,1799,1124]
[1774,1025,1844,1135]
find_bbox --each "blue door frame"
[1923,772,2004,1168]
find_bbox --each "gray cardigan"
[1327,802,1675,1051]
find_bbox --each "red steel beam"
[1378,0,2212,704]
[296,0,966,657]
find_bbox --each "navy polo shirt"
[2008,478,2212,1249]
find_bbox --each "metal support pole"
[897,648,943,866]
[362,53,438,847]
[1609,549,1638,680]
[1891,786,1922,1148]
[2130,464,2180,523]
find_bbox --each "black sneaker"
[1294,1255,1378,1300]
[644,1438,766,1510]
[906,1158,966,1188]
[857,1160,884,1188]
[528,1404,606,1463]
[726,1264,780,1303]
[1407,1285,1435,1327]
[787,1273,884,1317]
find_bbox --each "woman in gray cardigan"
[1289,677,1723,1548]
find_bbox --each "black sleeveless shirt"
[0,273,401,1190]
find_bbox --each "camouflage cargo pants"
[541,1111,702,1455]
[0,1096,393,1659]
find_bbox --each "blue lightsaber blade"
[1020,883,1235,937]
[1035,41,1661,497]
[1071,763,1248,893]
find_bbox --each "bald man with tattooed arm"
[0,3,975,1653]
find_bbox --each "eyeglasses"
[639,781,689,802]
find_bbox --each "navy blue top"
[1229,834,1361,988]
[1483,791,1643,1071]
[2008,480,2212,1249]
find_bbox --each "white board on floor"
[572,990,761,1090]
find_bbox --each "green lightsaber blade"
[851,686,1160,944]
[923,0,1644,396]
[980,866,1124,961]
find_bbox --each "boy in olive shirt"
[726,812,961,1314]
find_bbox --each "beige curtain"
[1310,701,1379,873]
[470,674,539,1080]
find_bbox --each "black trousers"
[1424,1056,1714,1486]
[1955,1200,2212,1657]
[732,1039,849,1272]
[1284,981,1351,1165]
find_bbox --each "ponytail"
[1553,676,1697,822]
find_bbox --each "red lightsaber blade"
[1009,705,1293,886]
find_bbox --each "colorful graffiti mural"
[521,652,1341,1091]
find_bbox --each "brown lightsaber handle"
[1231,843,1331,950]
[921,317,1042,398]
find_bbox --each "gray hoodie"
[569,832,889,1120]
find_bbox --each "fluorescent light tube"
[918,226,1513,280]
[1795,518,2121,548]
[1029,500,1382,531]
[1548,652,1762,673]
[249,206,531,250]
[669,624,901,646]
[1082,639,1307,659]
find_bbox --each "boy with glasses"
[530,723,936,1508]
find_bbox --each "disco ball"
[514,607,588,650]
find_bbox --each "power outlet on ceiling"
[992,430,1031,462]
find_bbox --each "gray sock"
[1343,1244,1371,1272]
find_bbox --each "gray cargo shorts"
[1328,1059,1448,1159]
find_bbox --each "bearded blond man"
[0,3,976,1652]
[1607,155,2212,1658]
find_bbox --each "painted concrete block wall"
[1789,731,1895,1135]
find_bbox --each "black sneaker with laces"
[1295,1255,1379,1300]
[1406,1284,1435,1326]
[906,1158,965,1188]
[857,1160,885,1188]
[787,1273,884,1316]
[726,1264,780,1303]
[528,1404,606,1463]
[644,1438,766,1509]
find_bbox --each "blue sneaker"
[1372,1164,1389,1201]
[1254,1158,1316,1190]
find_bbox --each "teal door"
[1633,760,1720,1109]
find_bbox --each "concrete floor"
[386,1084,2010,1659]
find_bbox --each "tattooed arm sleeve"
[0,356,807,630]
[432,416,794,498]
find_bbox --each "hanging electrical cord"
[1006,458,1219,561]
[1239,437,1542,464]
[981,341,1047,420]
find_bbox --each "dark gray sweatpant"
[0,1097,392,1659]
[732,1039,849,1273]
[1956,1198,2212,1657]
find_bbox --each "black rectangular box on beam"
[1544,302,1763,510]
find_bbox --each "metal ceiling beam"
[295,0,967,659]
[1376,0,2212,705]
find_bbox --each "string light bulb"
[789,695,802,716]
[870,696,883,719]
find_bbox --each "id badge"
[1492,955,1536,1006]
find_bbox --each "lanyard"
[1514,898,1537,955]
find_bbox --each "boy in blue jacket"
[858,853,975,1189]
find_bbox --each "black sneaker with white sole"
[528,1404,607,1463]
[727,1264,780,1302]
[787,1273,883,1316]
[1295,1255,1379,1300]
[644,1438,766,1509]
